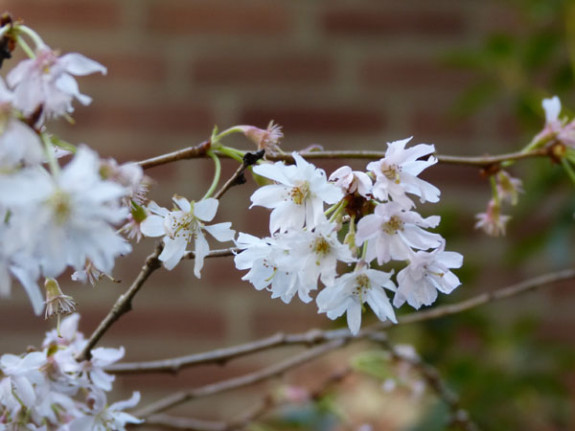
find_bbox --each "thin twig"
[141,368,352,430]
[138,140,211,170]
[371,333,480,431]
[133,339,346,418]
[396,267,575,326]
[108,267,575,374]
[136,140,549,169]
[76,244,163,361]
[183,247,237,261]
[214,150,265,200]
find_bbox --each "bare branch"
[141,368,351,430]
[183,247,237,261]
[397,267,575,326]
[136,139,550,170]
[108,267,575,374]
[213,150,265,200]
[76,244,163,361]
[371,333,480,431]
[133,339,347,418]
[138,141,211,170]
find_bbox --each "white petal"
[543,96,561,124]
[59,53,107,76]
[204,222,235,242]
[194,198,219,221]
[346,302,362,335]
[140,215,166,237]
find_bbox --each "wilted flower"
[44,278,75,319]
[238,120,283,155]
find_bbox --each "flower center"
[169,212,197,242]
[49,189,72,225]
[381,163,401,184]
[290,181,310,205]
[352,274,371,298]
[311,236,331,259]
[382,215,404,235]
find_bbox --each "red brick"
[117,362,256,390]
[98,307,227,340]
[4,0,119,30]
[322,7,464,37]
[362,58,474,90]
[96,54,167,83]
[193,54,333,86]
[147,2,290,36]
[239,106,384,135]
[410,109,475,141]
[251,307,325,337]
[73,104,214,134]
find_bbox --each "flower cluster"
[0,21,151,314]
[0,314,141,430]
[236,139,463,334]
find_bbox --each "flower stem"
[202,150,222,200]
[41,134,61,176]
[215,146,246,163]
[15,35,35,59]
[16,25,46,49]
[560,158,575,185]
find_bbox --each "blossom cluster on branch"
[0,314,141,430]
[1,11,574,431]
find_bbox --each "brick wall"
[2,0,571,427]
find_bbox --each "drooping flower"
[393,244,463,309]
[367,137,440,208]
[141,196,235,276]
[44,278,75,319]
[251,152,343,233]
[316,266,397,335]
[355,201,443,264]
[475,199,510,237]
[6,46,106,122]
[496,170,523,206]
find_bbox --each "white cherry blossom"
[141,196,235,275]
[394,245,463,309]
[367,137,439,208]
[251,152,343,233]
[356,201,443,264]
[7,46,106,122]
[282,221,355,301]
[0,146,131,279]
[316,266,397,335]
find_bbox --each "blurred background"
[1,0,574,429]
